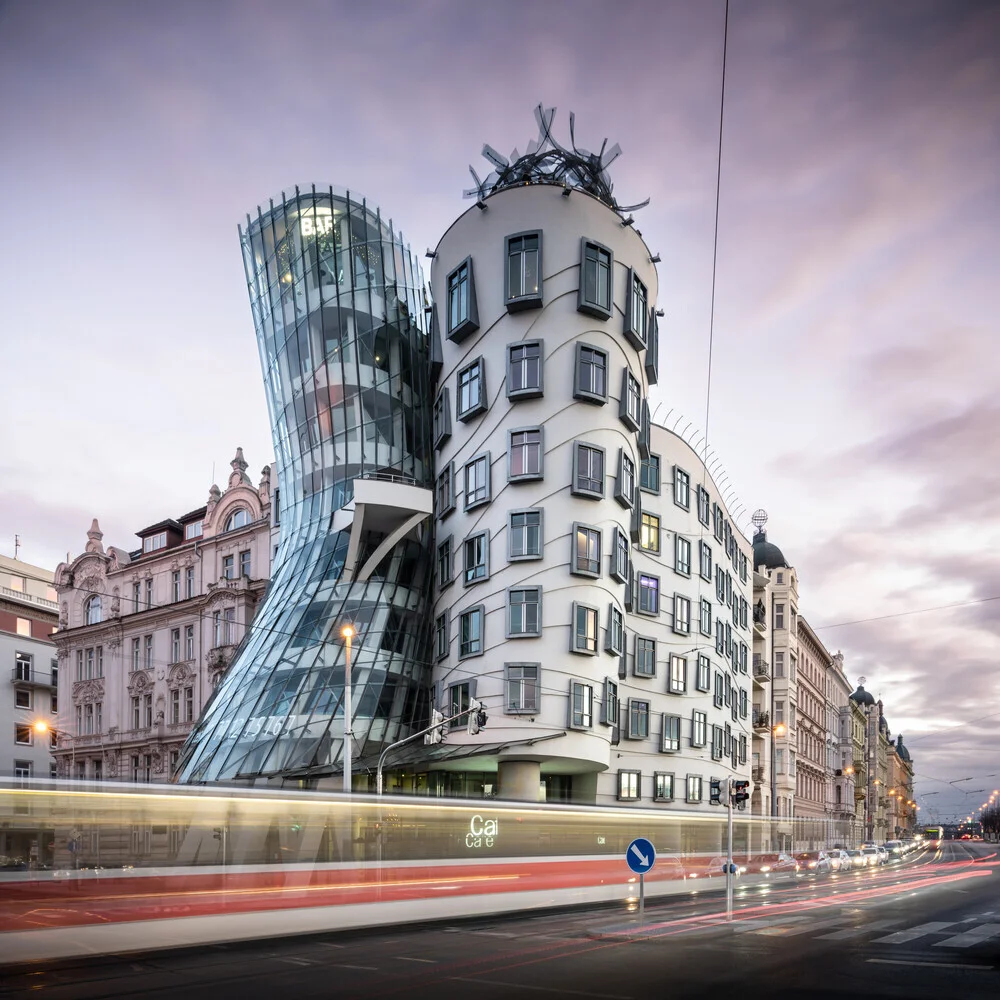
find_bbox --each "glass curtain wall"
[176,186,434,784]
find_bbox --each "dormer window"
[142,532,167,553]
[224,509,251,532]
[184,520,204,540]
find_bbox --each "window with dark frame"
[574,345,608,403]
[692,710,707,748]
[634,635,656,677]
[605,605,624,655]
[668,654,687,694]
[614,449,635,508]
[654,772,674,802]
[673,594,691,635]
[457,358,486,420]
[463,532,489,585]
[673,467,690,508]
[459,606,484,658]
[434,612,449,661]
[509,509,542,559]
[700,598,712,637]
[674,535,691,576]
[699,540,712,580]
[508,587,541,637]
[570,681,594,728]
[437,536,453,589]
[618,769,640,801]
[507,341,543,398]
[697,485,710,525]
[437,463,455,517]
[433,388,452,447]
[506,232,542,310]
[579,240,613,318]
[509,428,543,480]
[696,654,711,692]
[573,524,601,576]
[639,512,660,553]
[573,443,605,497]
[572,603,599,654]
[686,775,703,803]
[612,526,630,582]
[624,269,648,350]
[640,454,660,493]
[628,699,650,739]
[446,258,478,340]
[505,663,539,713]
[637,573,659,615]
[464,454,491,509]
[661,713,681,752]
[619,369,642,431]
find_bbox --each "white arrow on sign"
[630,843,651,867]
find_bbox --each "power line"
[812,594,1000,632]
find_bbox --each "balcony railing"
[752,710,770,730]
[751,766,765,783]
[11,667,57,687]
[752,656,770,681]
[1,585,58,609]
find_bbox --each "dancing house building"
[176,188,437,786]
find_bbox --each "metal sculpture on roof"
[464,104,650,216]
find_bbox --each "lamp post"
[341,625,354,794]
[770,721,787,851]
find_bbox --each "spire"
[228,447,252,488]
[85,518,105,555]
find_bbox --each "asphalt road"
[3,841,996,1000]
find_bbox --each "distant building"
[1,555,59,790]
[796,617,832,829]
[51,450,273,781]
[888,734,915,838]
[752,521,798,850]
[828,651,862,845]
[750,565,773,834]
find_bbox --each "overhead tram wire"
[811,594,1000,631]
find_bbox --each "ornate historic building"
[51,450,273,781]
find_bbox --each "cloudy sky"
[1,0,997,820]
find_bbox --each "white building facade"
[51,450,273,782]
[1,555,59,788]
[423,179,753,807]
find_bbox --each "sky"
[1,0,997,821]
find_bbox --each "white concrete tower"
[427,113,752,807]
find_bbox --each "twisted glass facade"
[176,187,435,784]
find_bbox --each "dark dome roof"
[895,735,911,762]
[753,529,788,570]
[850,684,876,706]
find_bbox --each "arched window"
[85,595,102,625]
[224,508,251,532]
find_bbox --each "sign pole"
[639,872,645,930]
[625,837,656,935]
[726,780,734,922]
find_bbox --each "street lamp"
[341,624,355,795]
[769,721,787,851]
[32,718,73,776]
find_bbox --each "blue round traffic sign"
[626,837,656,874]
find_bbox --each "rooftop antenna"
[14,534,20,560]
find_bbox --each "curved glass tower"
[177,186,435,784]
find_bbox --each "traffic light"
[710,778,724,806]
[467,698,488,735]
[731,779,750,807]
[424,709,446,745]
[212,827,223,841]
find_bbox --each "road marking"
[334,964,379,971]
[935,923,1000,949]
[450,976,633,999]
[275,957,314,966]
[868,958,992,970]
[873,921,955,944]
[467,930,518,938]
[396,957,437,963]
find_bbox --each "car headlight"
[760,865,770,872]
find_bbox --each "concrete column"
[498,760,541,802]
